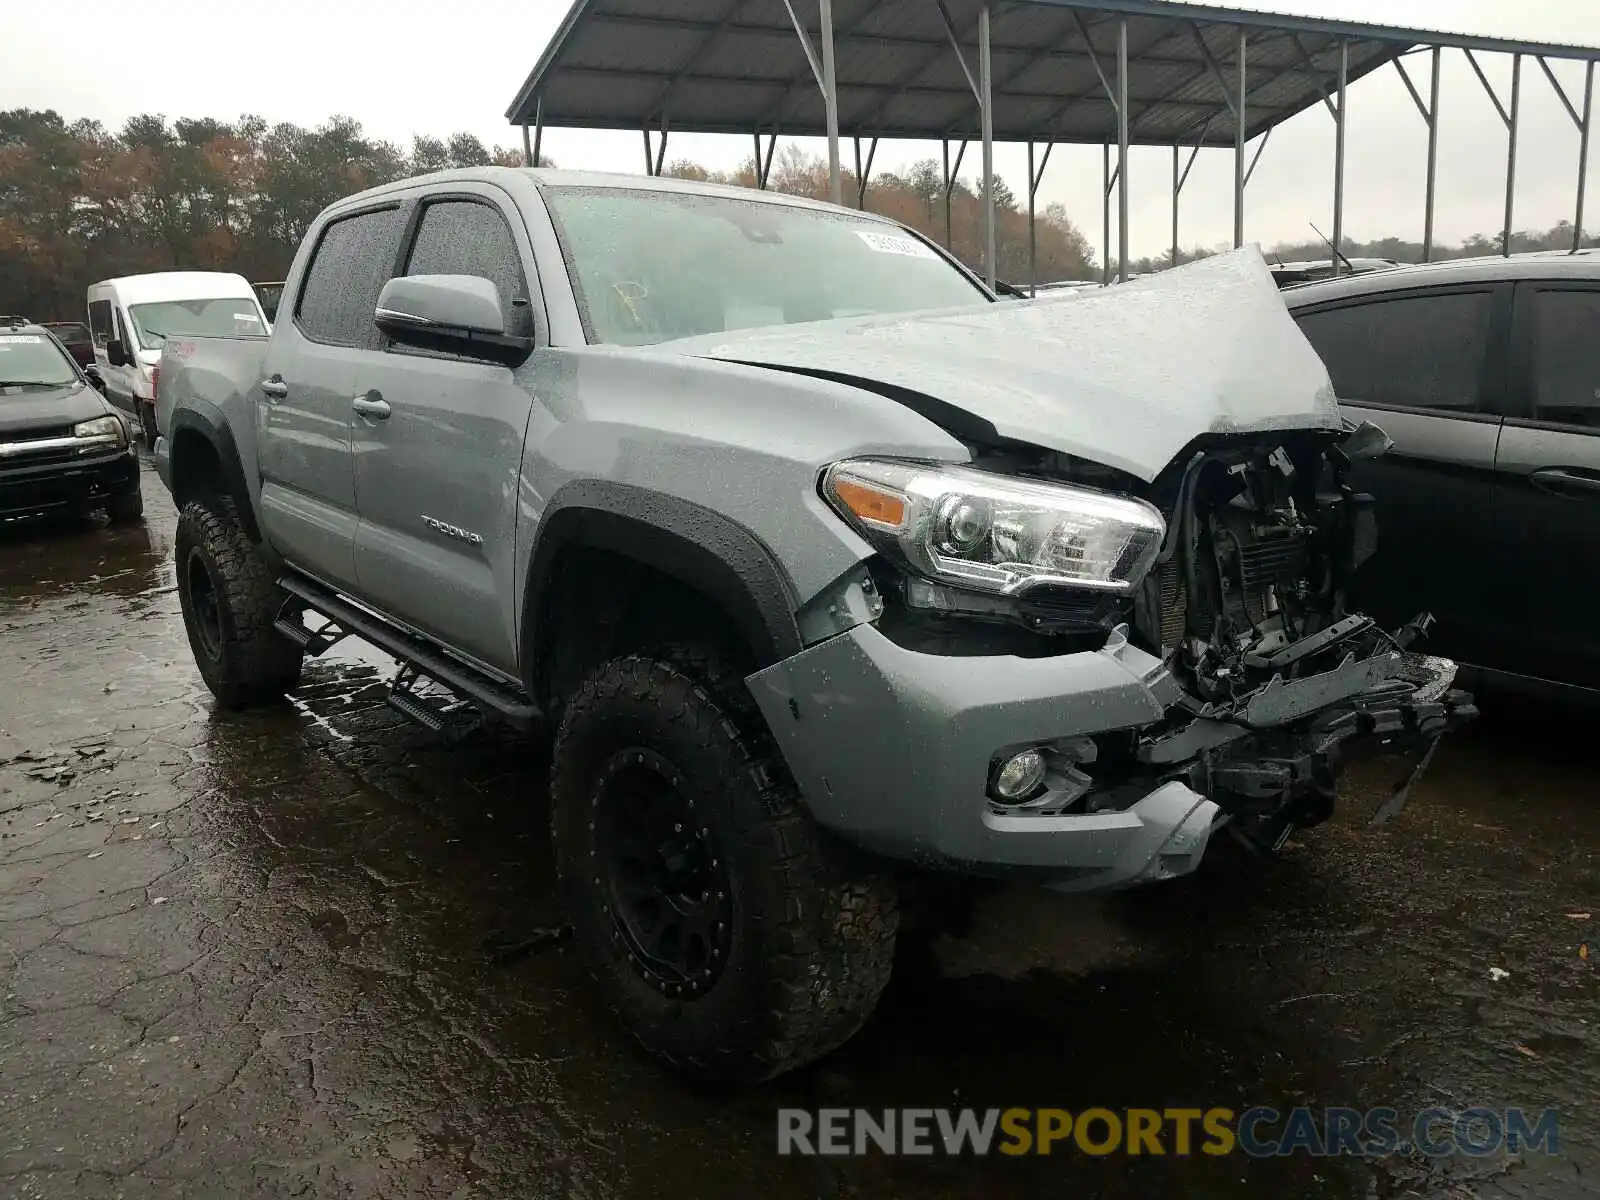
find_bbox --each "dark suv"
[0,321,143,524]
[42,321,94,368]
[1285,251,1600,697]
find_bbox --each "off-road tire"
[551,653,899,1083]
[105,489,144,525]
[175,495,302,708]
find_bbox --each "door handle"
[1530,467,1600,499]
[260,377,288,399]
[352,392,391,420]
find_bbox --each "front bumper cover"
[746,620,1474,892]
[0,446,139,518]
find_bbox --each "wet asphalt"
[0,456,1596,1200]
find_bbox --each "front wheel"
[551,655,898,1083]
[175,496,302,708]
[105,488,144,526]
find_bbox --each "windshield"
[128,298,266,349]
[542,186,991,346]
[0,332,78,388]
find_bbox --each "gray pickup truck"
[154,166,1475,1082]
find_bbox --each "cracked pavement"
[1,459,1596,1199]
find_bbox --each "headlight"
[74,416,124,442]
[821,458,1165,596]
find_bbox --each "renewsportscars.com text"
[776,1106,1560,1158]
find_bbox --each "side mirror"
[85,366,107,394]
[374,274,532,367]
[105,338,131,368]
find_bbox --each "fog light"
[991,749,1047,803]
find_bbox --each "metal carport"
[507,0,1600,289]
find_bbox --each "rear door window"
[1528,288,1600,429]
[1297,290,1495,412]
[295,206,403,347]
[401,200,533,336]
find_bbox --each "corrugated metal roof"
[506,0,1600,147]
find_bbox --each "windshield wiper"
[0,380,59,387]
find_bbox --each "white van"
[87,272,269,445]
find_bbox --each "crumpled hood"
[669,246,1341,482]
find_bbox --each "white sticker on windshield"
[855,230,940,260]
[0,334,43,343]
[234,313,260,323]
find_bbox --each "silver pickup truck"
[154,167,1475,1082]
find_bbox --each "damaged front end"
[1116,422,1477,849]
[782,419,1477,879]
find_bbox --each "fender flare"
[167,402,262,543]
[522,480,802,694]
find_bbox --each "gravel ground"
[1,457,1596,1199]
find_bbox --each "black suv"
[0,321,143,524]
[1285,252,1600,698]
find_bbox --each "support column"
[1467,49,1523,259]
[1234,31,1247,248]
[1026,140,1054,295]
[1028,142,1036,295]
[979,3,995,290]
[521,124,532,168]
[1504,53,1522,256]
[1117,17,1130,283]
[1332,41,1347,276]
[942,138,967,251]
[1172,143,1180,268]
[942,138,952,249]
[820,0,842,206]
[1103,144,1112,284]
[1579,63,1595,251]
[1537,54,1594,254]
[853,135,878,208]
[1425,49,1440,260]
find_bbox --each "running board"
[275,574,541,731]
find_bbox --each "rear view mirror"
[85,366,106,394]
[105,338,131,368]
[375,274,532,367]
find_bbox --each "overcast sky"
[8,1,1598,260]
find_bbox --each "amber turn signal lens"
[831,477,908,529]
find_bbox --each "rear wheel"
[551,653,898,1082]
[175,495,302,708]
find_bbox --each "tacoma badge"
[420,515,484,546]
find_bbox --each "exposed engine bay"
[867,422,1478,850]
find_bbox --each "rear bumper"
[745,621,1474,892]
[0,447,139,518]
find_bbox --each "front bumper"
[745,621,1474,892]
[0,445,139,518]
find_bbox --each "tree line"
[2,106,1593,322]
[1,109,1100,319]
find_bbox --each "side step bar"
[274,574,541,731]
